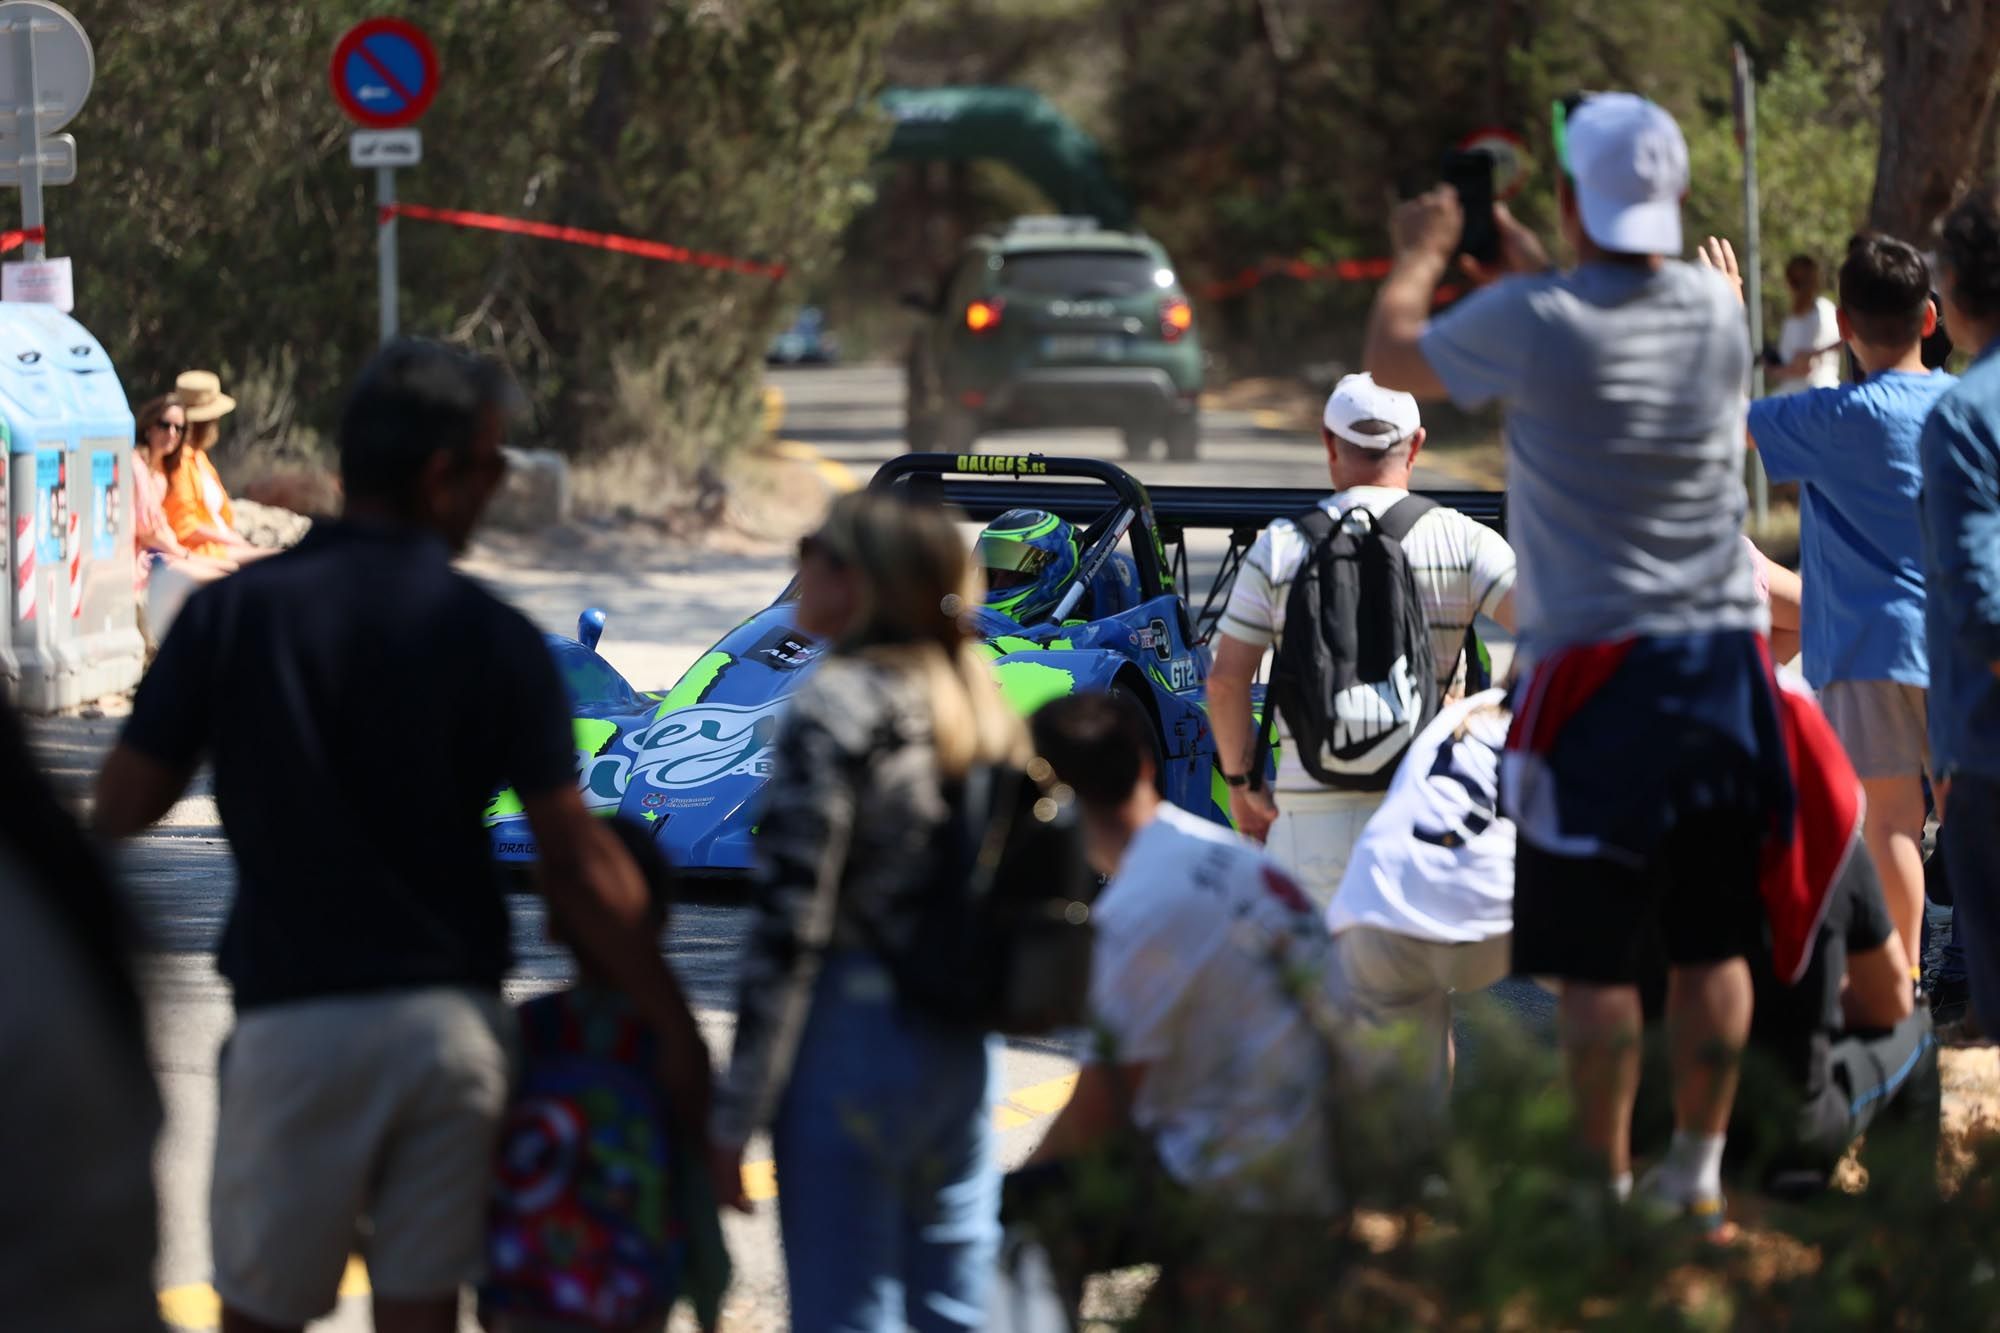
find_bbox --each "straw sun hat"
[175,369,237,423]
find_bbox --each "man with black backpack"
[1208,372,1517,911]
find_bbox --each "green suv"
[905,217,1204,459]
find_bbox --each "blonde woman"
[711,490,1027,1333]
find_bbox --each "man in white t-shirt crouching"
[1004,692,1348,1321]
[1208,373,1517,909]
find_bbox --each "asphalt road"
[768,361,1495,494]
[43,362,1530,1331]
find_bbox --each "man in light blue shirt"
[1921,184,2000,1035]
[1746,234,1954,962]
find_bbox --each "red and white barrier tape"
[1200,256,1459,305]
[379,203,786,280]
[67,510,82,618]
[14,515,33,622]
[0,226,45,256]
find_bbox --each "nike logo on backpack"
[1326,656,1421,762]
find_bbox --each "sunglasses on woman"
[153,420,186,435]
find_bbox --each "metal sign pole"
[1734,43,1769,528]
[376,164,397,344]
[11,11,42,260]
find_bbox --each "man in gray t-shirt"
[1416,261,1764,655]
[1364,93,1786,1234]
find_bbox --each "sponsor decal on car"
[954,453,1049,475]
[750,626,821,670]
[583,699,786,799]
[1135,617,1174,662]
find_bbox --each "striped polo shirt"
[1219,486,1517,793]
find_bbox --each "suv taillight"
[965,299,1004,334]
[1160,297,1193,341]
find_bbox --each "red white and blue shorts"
[1503,631,1794,985]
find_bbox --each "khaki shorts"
[1821,680,1929,780]
[211,987,517,1326]
[1336,928,1504,1136]
[1336,928,1504,1064]
[1263,790,1383,911]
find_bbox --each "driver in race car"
[974,508,1141,627]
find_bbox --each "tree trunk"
[1487,0,1515,127]
[1868,0,2000,240]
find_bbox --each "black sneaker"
[1938,1005,1988,1047]
[1926,974,1970,1027]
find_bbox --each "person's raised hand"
[1458,202,1552,287]
[1390,187,1463,265]
[1697,236,1745,307]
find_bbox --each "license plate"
[1040,334,1124,360]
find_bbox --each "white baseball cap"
[1323,372,1421,450]
[1566,93,1688,256]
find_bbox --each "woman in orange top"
[134,392,232,643]
[162,370,267,563]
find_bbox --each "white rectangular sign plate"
[350,129,422,168]
[4,254,72,310]
[0,131,75,186]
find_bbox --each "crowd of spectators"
[10,83,2000,1333]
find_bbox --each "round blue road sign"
[329,17,438,129]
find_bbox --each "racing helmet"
[975,508,1079,625]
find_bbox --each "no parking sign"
[330,16,439,345]
[329,16,436,129]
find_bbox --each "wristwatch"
[1220,770,1252,788]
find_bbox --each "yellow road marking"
[1250,407,1297,432]
[761,385,785,438]
[770,438,858,493]
[156,1072,1077,1329]
[159,1257,367,1329]
[745,1156,779,1202]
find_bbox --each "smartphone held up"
[1441,148,1500,266]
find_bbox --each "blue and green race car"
[486,452,1505,896]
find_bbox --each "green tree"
[1685,32,1881,341]
[58,0,902,480]
[1869,0,2000,238]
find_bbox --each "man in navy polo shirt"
[94,341,712,1333]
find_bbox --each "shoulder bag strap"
[1375,492,1438,543]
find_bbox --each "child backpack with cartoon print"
[482,996,685,1329]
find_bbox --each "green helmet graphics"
[975,508,1079,626]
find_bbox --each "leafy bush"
[1057,998,1999,1332]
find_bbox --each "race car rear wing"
[871,452,1507,539]
[873,451,1506,642]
